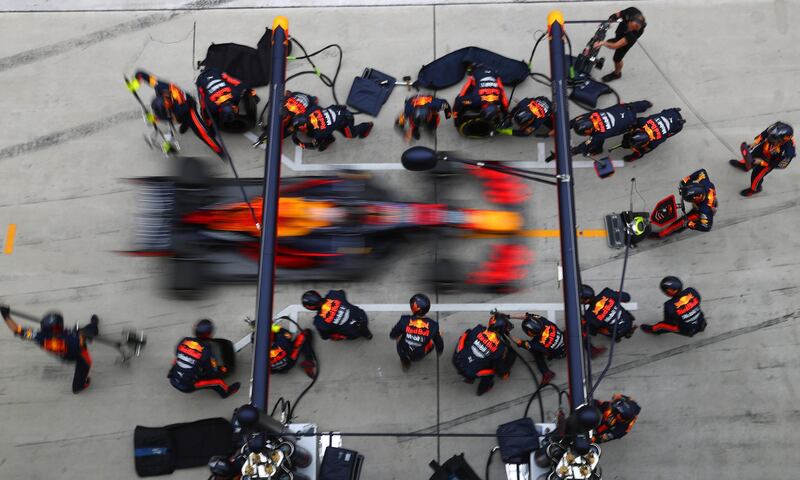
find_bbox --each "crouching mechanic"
[281,90,319,138]
[302,290,373,340]
[396,94,452,141]
[3,306,98,394]
[581,285,637,341]
[511,313,565,386]
[452,311,516,396]
[291,104,373,152]
[168,319,240,398]
[131,70,224,159]
[453,66,509,130]
[569,101,652,157]
[655,168,717,239]
[509,97,554,137]
[621,108,685,161]
[593,394,641,443]
[196,67,259,133]
[270,322,316,378]
[730,121,795,197]
[642,276,706,336]
[389,294,444,370]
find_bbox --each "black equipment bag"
[496,417,540,464]
[199,28,292,87]
[569,78,611,109]
[320,447,364,480]
[415,47,530,90]
[428,453,482,480]
[134,418,233,477]
[134,426,175,477]
[346,68,396,117]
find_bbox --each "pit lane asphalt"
[1,1,799,478]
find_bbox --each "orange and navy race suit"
[390,314,444,362]
[281,91,319,137]
[270,327,312,373]
[195,68,255,125]
[516,316,566,376]
[571,100,651,155]
[583,288,636,338]
[592,397,641,443]
[292,105,372,151]
[744,129,796,191]
[15,326,92,393]
[650,287,706,336]
[134,70,224,159]
[168,337,235,397]
[312,290,371,340]
[398,95,452,139]
[452,325,514,381]
[510,97,554,137]
[659,169,717,238]
[453,67,509,119]
[626,108,685,159]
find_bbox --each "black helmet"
[580,284,595,303]
[659,276,683,296]
[612,396,638,421]
[766,121,793,144]
[488,311,513,334]
[680,184,706,203]
[480,104,502,124]
[40,312,64,337]
[219,104,236,124]
[623,130,650,149]
[515,97,551,126]
[301,290,323,310]
[151,95,170,120]
[571,115,594,135]
[409,293,431,317]
[521,314,545,338]
[411,107,428,126]
[194,319,214,339]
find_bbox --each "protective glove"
[608,13,619,22]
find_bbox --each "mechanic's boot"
[641,324,656,334]
[359,122,374,139]
[221,382,241,399]
[540,371,556,386]
[729,159,749,171]
[400,359,411,372]
[740,187,761,197]
[602,72,621,82]
[624,325,638,339]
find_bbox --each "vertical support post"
[251,16,289,412]
[547,11,587,413]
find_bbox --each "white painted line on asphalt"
[234,301,639,351]
[242,133,624,172]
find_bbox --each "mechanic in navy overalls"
[290,105,373,152]
[302,290,373,340]
[196,67,258,131]
[389,294,444,369]
[570,100,652,156]
[621,108,685,161]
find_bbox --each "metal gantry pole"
[547,11,587,413]
[251,16,289,412]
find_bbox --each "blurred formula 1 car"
[128,158,523,295]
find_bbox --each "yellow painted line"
[469,229,607,239]
[3,224,16,254]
